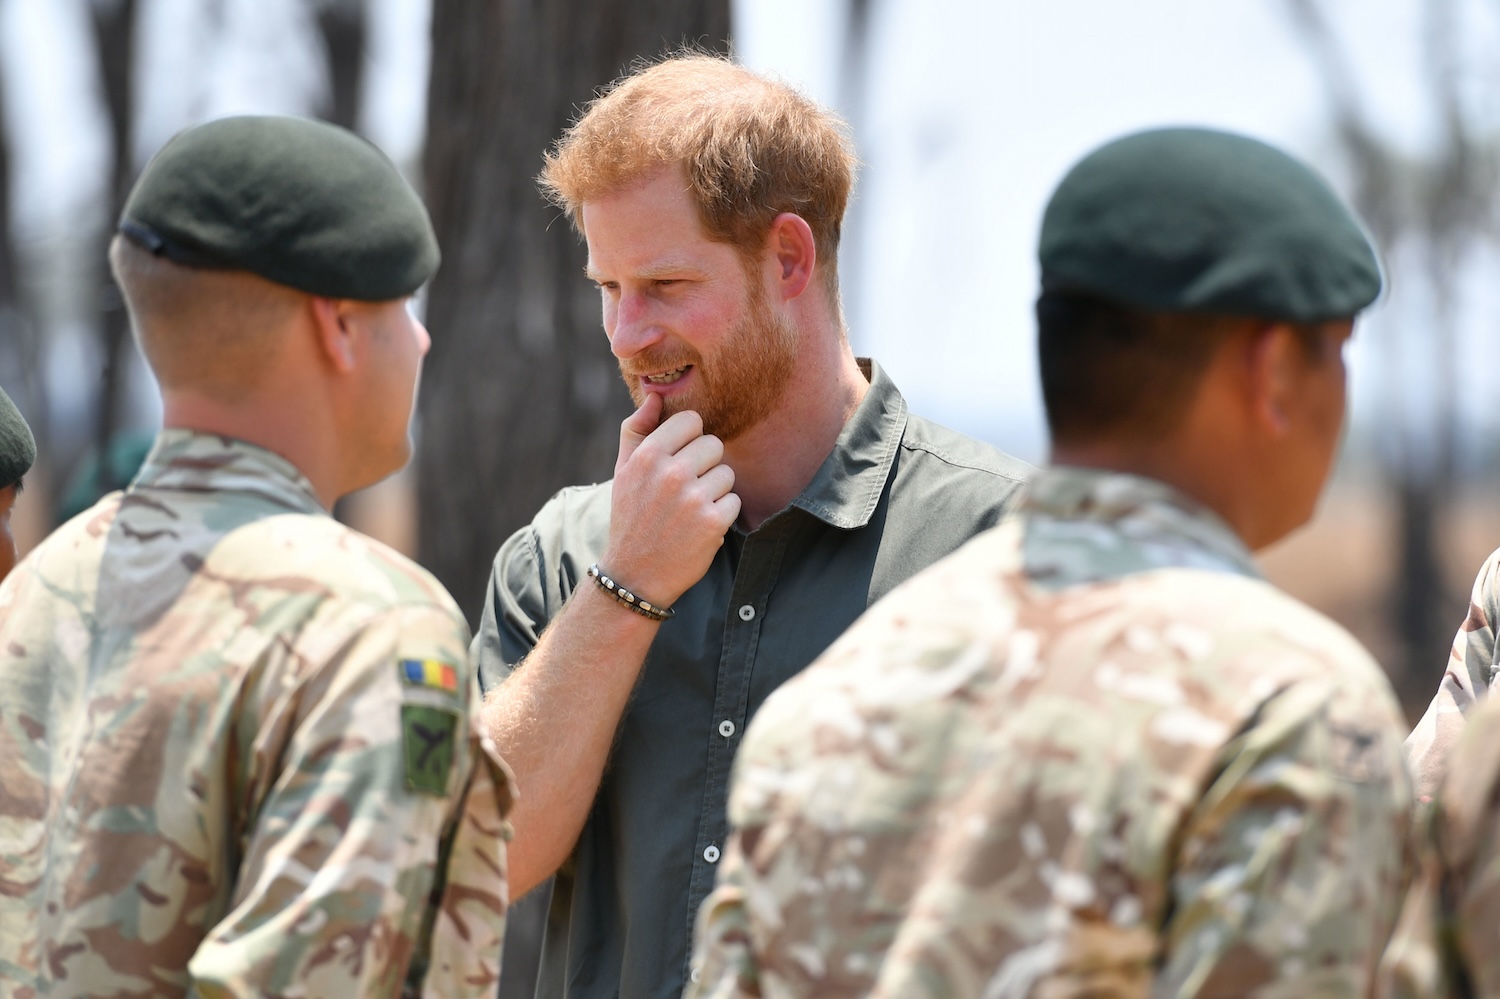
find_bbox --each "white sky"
[735,0,1483,464]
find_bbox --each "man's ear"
[765,212,816,303]
[1244,323,1300,437]
[309,297,358,373]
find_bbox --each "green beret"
[120,115,438,301]
[1039,127,1381,322]
[0,385,35,490]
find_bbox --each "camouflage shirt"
[689,467,1414,999]
[1405,548,1500,803]
[1379,689,1500,999]
[0,430,512,998]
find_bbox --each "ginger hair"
[539,52,857,301]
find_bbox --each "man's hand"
[601,394,740,609]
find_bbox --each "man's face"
[0,483,19,583]
[351,297,430,487]
[583,166,798,441]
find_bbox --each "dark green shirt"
[473,360,1032,999]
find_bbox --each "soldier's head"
[540,53,857,439]
[0,386,36,582]
[1035,127,1381,548]
[112,115,439,502]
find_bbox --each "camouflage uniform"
[1405,549,1500,803]
[1380,691,1500,999]
[689,467,1414,999]
[0,430,512,998]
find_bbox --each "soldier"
[0,116,511,997]
[472,53,1031,999]
[0,385,36,582]
[690,127,1415,997]
[1380,692,1500,998]
[1406,554,1500,801]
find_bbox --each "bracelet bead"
[586,563,676,621]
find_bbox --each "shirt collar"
[790,358,907,530]
[1020,465,1261,586]
[130,429,327,516]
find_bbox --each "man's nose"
[608,292,664,358]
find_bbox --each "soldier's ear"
[1243,323,1299,438]
[309,296,358,374]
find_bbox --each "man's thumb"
[617,392,664,465]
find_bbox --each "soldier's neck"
[161,389,344,510]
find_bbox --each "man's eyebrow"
[584,261,709,283]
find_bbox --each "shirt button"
[704,844,721,863]
[718,719,736,738]
[690,967,702,984]
[738,604,755,621]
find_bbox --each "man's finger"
[712,490,743,527]
[698,463,736,501]
[636,409,707,458]
[675,433,726,477]
[617,393,664,467]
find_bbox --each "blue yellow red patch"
[400,658,459,693]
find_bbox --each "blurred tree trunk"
[315,0,365,131]
[89,0,138,500]
[422,4,729,996]
[0,66,46,459]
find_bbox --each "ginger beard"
[620,278,799,441]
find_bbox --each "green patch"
[402,704,459,796]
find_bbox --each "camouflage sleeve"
[1375,808,1449,999]
[688,842,761,999]
[1385,694,1500,999]
[1157,678,1413,997]
[472,523,550,692]
[418,720,515,999]
[1405,549,1500,802]
[186,602,505,997]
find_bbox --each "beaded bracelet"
[586,563,676,621]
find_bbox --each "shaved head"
[109,235,305,400]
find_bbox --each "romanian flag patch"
[400,658,460,693]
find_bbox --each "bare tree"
[314,0,365,131]
[0,67,47,469]
[1285,0,1500,710]
[87,0,140,502]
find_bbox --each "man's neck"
[161,389,344,509]
[1048,435,1271,549]
[723,339,869,532]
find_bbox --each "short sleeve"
[187,601,494,996]
[472,524,553,691]
[470,485,610,693]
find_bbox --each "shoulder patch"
[400,657,460,694]
[402,704,459,795]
